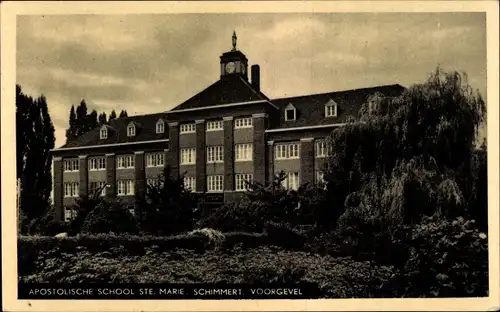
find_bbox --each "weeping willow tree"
[322,67,487,232]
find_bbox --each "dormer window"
[127,123,136,137]
[156,119,165,134]
[285,103,296,121]
[325,99,338,118]
[100,126,108,140]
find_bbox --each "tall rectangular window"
[116,155,135,169]
[63,182,79,197]
[207,175,224,192]
[63,159,79,172]
[180,148,196,165]
[180,123,196,134]
[88,156,106,170]
[146,178,163,188]
[146,152,165,167]
[89,181,106,197]
[207,146,224,163]
[156,120,165,134]
[183,176,196,191]
[281,172,300,190]
[206,120,223,131]
[117,180,135,196]
[235,143,253,161]
[64,207,75,222]
[316,171,325,184]
[275,143,300,160]
[234,117,252,129]
[235,174,253,191]
[315,139,331,158]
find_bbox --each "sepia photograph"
[2,1,499,311]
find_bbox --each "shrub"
[81,201,140,235]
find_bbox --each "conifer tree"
[119,110,128,118]
[109,110,117,121]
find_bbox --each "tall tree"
[74,100,89,137]
[86,109,98,132]
[65,105,77,143]
[98,112,107,125]
[16,85,56,223]
[109,110,117,121]
[119,110,128,118]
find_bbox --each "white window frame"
[88,156,106,171]
[116,155,135,169]
[180,123,196,134]
[100,126,108,139]
[180,148,196,165]
[183,176,196,191]
[281,172,300,190]
[146,152,165,168]
[64,207,75,222]
[316,171,325,184]
[235,173,253,191]
[156,119,165,134]
[284,103,296,121]
[325,102,338,118]
[89,181,107,197]
[206,120,223,132]
[207,175,224,192]
[127,123,136,137]
[64,182,79,198]
[117,180,135,196]
[235,143,253,162]
[206,146,224,163]
[63,159,79,172]
[146,178,163,188]
[234,117,253,129]
[275,143,300,160]
[315,139,331,158]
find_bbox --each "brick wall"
[300,138,315,185]
[167,122,179,178]
[78,155,88,197]
[53,157,63,221]
[252,113,267,184]
[195,120,206,192]
[223,116,234,191]
[134,151,145,206]
[267,141,274,183]
[105,153,116,198]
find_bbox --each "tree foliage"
[16,85,55,222]
[119,110,128,118]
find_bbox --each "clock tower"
[220,31,249,80]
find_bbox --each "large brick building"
[51,33,405,222]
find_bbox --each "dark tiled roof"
[60,112,169,148]
[269,84,405,129]
[170,75,269,111]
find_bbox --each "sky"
[16,12,487,148]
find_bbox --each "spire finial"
[232,30,237,51]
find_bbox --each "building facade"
[51,34,405,222]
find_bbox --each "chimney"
[251,65,260,92]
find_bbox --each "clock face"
[225,62,236,74]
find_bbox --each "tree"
[65,105,77,143]
[109,110,117,121]
[98,112,107,125]
[16,85,56,224]
[119,110,128,118]
[324,67,486,231]
[86,109,98,132]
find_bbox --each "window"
[146,178,163,188]
[315,139,331,158]
[207,175,224,192]
[184,176,196,191]
[116,155,135,169]
[180,123,196,134]
[117,180,135,196]
[235,143,253,161]
[100,127,108,139]
[207,146,224,163]
[63,159,79,172]
[63,182,79,197]
[89,181,106,197]
[325,102,337,117]
[235,174,253,191]
[88,157,106,171]
[127,124,136,137]
[316,171,325,184]
[64,207,75,222]
[146,153,164,167]
[275,143,300,160]
[234,117,252,129]
[180,148,196,165]
[156,119,165,134]
[285,103,296,121]
[206,120,223,131]
[281,172,300,190]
